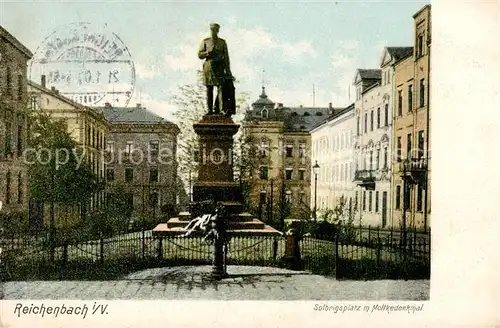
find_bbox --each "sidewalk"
[2,265,429,300]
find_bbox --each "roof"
[251,87,275,107]
[386,47,413,62]
[28,80,104,119]
[357,69,381,80]
[98,105,174,125]
[310,103,354,131]
[0,25,33,58]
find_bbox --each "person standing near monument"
[198,23,233,115]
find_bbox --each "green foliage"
[27,111,103,206]
[0,211,29,234]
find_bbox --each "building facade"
[100,103,180,223]
[310,104,355,218]
[353,69,392,228]
[242,87,332,225]
[27,78,110,226]
[0,26,33,216]
[392,5,431,232]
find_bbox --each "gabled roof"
[0,25,33,59]
[98,105,174,125]
[381,46,413,67]
[353,69,381,85]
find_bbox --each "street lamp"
[313,160,320,221]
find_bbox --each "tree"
[28,110,103,228]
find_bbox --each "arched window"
[261,108,268,118]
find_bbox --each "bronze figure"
[198,23,234,115]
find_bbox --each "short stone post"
[282,228,302,270]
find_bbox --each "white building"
[310,103,355,219]
[353,68,392,228]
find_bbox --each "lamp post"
[313,161,320,221]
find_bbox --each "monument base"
[192,181,242,203]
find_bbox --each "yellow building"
[242,87,332,226]
[392,4,431,232]
[0,26,33,217]
[27,77,109,227]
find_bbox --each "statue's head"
[210,23,220,38]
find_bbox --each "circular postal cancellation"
[29,22,136,107]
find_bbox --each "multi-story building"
[27,77,109,226]
[310,103,355,217]
[392,4,431,232]
[99,103,180,223]
[242,87,333,225]
[0,26,33,216]
[353,68,392,228]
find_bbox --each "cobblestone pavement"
[1,266,429,300]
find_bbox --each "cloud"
[128,91,177,123]
[135,62,160,80]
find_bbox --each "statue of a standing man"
[198,23,233,115]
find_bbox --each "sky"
[1,0,429,123]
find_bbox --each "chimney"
[41,75,46,88]
[136,103,141,109]
[104,102,112,108]
[329,102,333,115]
[51,86,56,93]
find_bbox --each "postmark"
[29,22,135,107]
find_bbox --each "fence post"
[272,237,278,261]
[334,233,340,279]
[376,228,381,269]
[99,234,104,264]
[156,237,163,260]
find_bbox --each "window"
[298,143,306,158]
[260,139,269,157]
[420,79,425,107]
[375,191,379,213]
[376,150,380,170]
[407,133,412,160]
[16,123,23,156]
[299,191,305,203]
[395,185,401,209]
[286,144,293,157]
[355,191,359,210]
[259,192,267,205]
[418,130,425,159]
[30,96,38,110]
[5,121,12,155]
[285,168,293,180]
[364,113,367,133]
[299,169,305,181]
[370,110,374,131]
[408,85,413,112]
[150,168,159,182]
[6,67,12,96]
[125,193,134,209]
[261,108,268,118]
[5,171,11,204]
[369,151,373,170]
[259,166,268,180]
[397,137,402,162]
[404,183,411,210]
[149,192,159,207]
[106,141,114,154]
[384,104,389,126]
[398,90,403,116]
[363,191,366,211]
[150,140,159,156]
[357,117,360,135]
[368,191,372,212]
[417,183,423,211]
[383,147,388,168]
[106,168,115,181]
[126,141,133,155]
[17,172,23,204]
[125,167,134,182]
[285,190,292,203]
[377,107,380,129]
[417,35,424,57]
[17,74,23,100]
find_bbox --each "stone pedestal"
[192,115,242,203]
